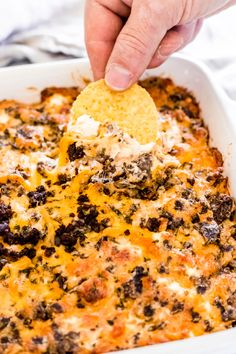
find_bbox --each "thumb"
[105,1,175,90]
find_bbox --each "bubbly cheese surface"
[0,80,235,354]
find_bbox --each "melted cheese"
[0,82,235,354]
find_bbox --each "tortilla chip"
[71,79,158,144]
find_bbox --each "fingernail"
[105,64,133,91]
[158,38,184,57]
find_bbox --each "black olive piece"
[54,273,68,291]
[67,143,85,161]
[187,178,195,186]
[44,247,56,257]
[146,217,160,232]
[169,93,184,102]
[55,174,70,186]
[77,194,89,203]
[34,301,52,321]
[77,302,85,309]
[95,236,108,251]
[174,200,184,211]
[55,223,86,249]
[51,303,63,313]
[32,336,44,345]
[171,301,184,314]
[181,189,192,199]
[191,214,200,224]
[148,322,166,331]
[167,217,184,230]
[143,305,155,317]
[0,202,12,222]
[27,185,48,208]
[204,320,213,332]
[200,204,208,214]
[0,222,10,234]
[210,194,233,224]
[191,310,201,323]
[183,107,195,118]
[122,267,148,299]
[0,317,10,330]
[195,276,210,294]
[159,265,167,274]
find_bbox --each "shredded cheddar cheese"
[0,80,235,354]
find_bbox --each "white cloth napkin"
[0,0,85,66]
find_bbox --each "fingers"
[105,0,177,90]
[86,0,232,89]
[85,0,129,80]
[148,19,203,69]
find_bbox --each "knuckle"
[142,0,183,28]
[85,40,103,59]
[118,29,147,56]
[180,0,194,23]
[85,40,95,53]
[145,0,171,19]
[138,0,162,27]
[141,0,153,11]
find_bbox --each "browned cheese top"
[0,78,235,353]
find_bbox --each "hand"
[85,0,236,90]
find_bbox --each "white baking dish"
[0,54,235,354]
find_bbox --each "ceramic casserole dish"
[0,54,235,354]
